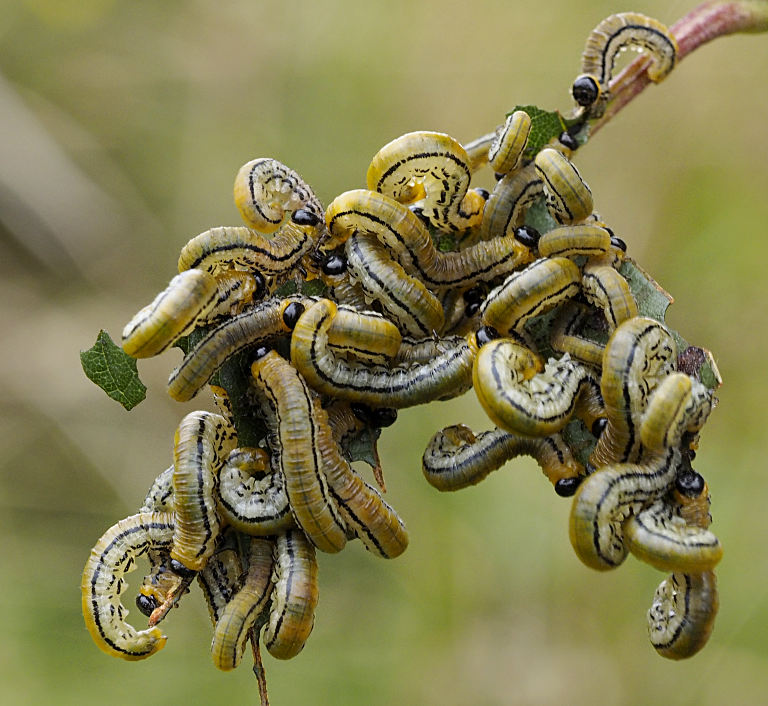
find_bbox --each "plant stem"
[589,0,768,136]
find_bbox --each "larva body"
[534,148,594,225]
[488,110,532,175]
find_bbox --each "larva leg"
[473,338,598,437]
[212,537,275,671]
[534,148,594,225]
[217,446,295,535]
[250,350,348,553]
[290,298,475,408]
[233,158,323,232]
[366,131,485,232]
[171,411,237,571]
[81,512,175,660]
[264,529,320,660]
[422,424,583,493]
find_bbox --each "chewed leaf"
[80,330,146,410]
[508,105,567,160]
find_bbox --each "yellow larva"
[217,446,295,535]
[250,350,348,554]
[122,270,219,358]
[488,110,531,175]
[534,148,594,225]
[366,131,485,232]
[590,317,677,467]
[81,512,175,660]
[196,541,243,626]
[233,158,323,233]
[537,224,613,260]
[345,231,445,337]
[171,411,236,571]
[326,303,404,363]
[581,262,638,329]
[582,12,677,89]
[264,529,320,660]
[549,302,605,366]
[648,570,718,660]
[326,189,532,291]
[140,465,175,513]
[211,537,275,671]
[290,298,475,408]
[480,257,582,335]
[480,163,543,240]
[473,338,598,438]
[422,424,583,492]
[208,270,261,319]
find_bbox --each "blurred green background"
[1,0,767,704]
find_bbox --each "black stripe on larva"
[583,271,618,327]
[374,150,471,191]
[652,573,692,650]
[192,416,214,561]
[598,24,676,85]
[186,230,311,271]
[265,533,296,651]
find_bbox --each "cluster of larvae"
[81,11,722,677]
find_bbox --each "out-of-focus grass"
[1,1,767,704]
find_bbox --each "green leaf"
[80,330,147,410]
[508,105,567,160]
[343,425,383,470]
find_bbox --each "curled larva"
[217,446,295,535]
[534,148,594,225]
[233,158,323,232]
[264,529,320,660]
[171,411,236,571]
[345,231,445,337]
[140,465,175,513]
[422,424,582,492]
[250,350,348,553]
[177,208,322,277]
[590,317,678,467]
[549,301,605,366]
[648,570,718,660]
[326,303,403,363]
[81,512,175,660]
[366,131,485,231]
[197,541,243,626]
[488,110,531,175]
[480,164,543,240]
[290,298,475,408]
[581,262,638,330]
[211,537,275,671]
[473,339,598,437]
[122,270,219,358]
[480,257,582,336]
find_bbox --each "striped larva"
[575,12,677,109]
[311,398,408,559]
[250,350,348,553]
[326,189,533,291]
[537,224,613,260]
[422,424,583,493]
[263,529,320,660]
[648,570,719,660]
[122,270,219,358]
[197,541,243,626]
[345,231,445,337]
[208,270,262,319]
[366,131,485,232]
[140,465,175,513]
[177,208,322,277]
[581,262,638,330]
[211,537,275,671]
[166,294,302,402]
[326,303,403,363]
[312,251,370,309]
[171,411,236,571]
[217,446,295,535]
[289,298,475,408]
[590,317,678,467]
[81,512,175,660]
[550,301,605,366]
[534,148,594,225]
[480,257,582,335]
[488,110,531,175]
[233,158,323,233]
[480,164,543,240]
[473,339,599,438]
[462,130,496,172]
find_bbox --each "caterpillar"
[537,224,613,260]
[196,539,244,626]
[488,110,531,175]
[534,148,594,225]
[581,261,638,330]
[549,301,606,366]
[366,131,485,232]
[480,164,543,240]
[81,512,175,660]
[289,298,475,408]
[250,349,348,553]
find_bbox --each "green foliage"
[80,330,146,410]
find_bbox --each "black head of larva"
[475,326,500,347]
[169,558,197,578]
[591,417,608,438]
[610,235,627,252]
[514,225,541,250]
[351,402,373,424]
[558,131,579,152]
[291,208,320,227]
[675,469,706,498]
[555,476,582,497]
[321,253,347,276]
[571,74,601,107]
[252,271,266,299]
[136,593,158,617]
[282,301,306,329]
[474,188,491,201]
[370,407,397,428]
